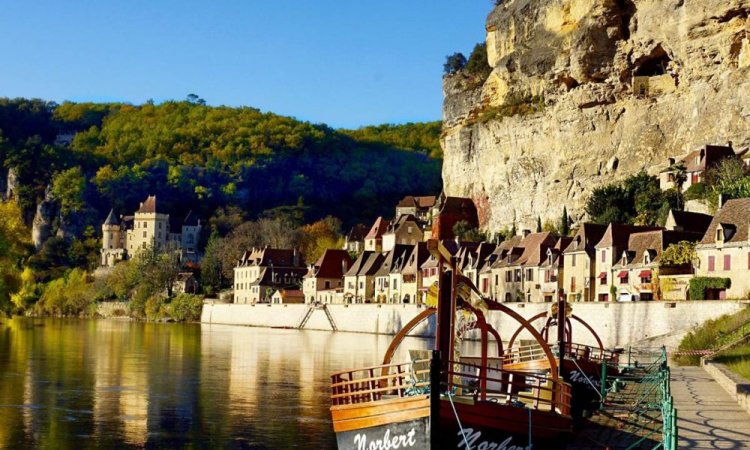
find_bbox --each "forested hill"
[0,98,442,229]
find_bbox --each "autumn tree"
[300,216,344,262]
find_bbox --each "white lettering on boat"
[568,369,601,388]
[457,428,531,450]
[353,428,418,450]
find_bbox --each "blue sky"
[0,1,491,128]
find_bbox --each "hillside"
[441,0,750,231]
[0,98,442,239]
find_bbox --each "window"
[393,280,398,289]
[620,274,629,284]
[514,269,522,282]
[601,250,606,263]
[505,271,512,282]
[747,252,750,270]
[717,228,724,242]
[495,274,499,285]
[600,275,607,285]
[359,282,364,289]
[526,269,533,281]
[572,254,576,267]
[325,281,330,289]
[724,254,731,271]
[143,222,147,228]
[143,231,147,238]
[571,277,576,292]
[159,222,162,229]
[708,255,715,272]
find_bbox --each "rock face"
[32,186,58,250]
[442,0,750,231]
[5,167,18,201]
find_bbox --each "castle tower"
[180,210,202,263]
[101,209,125,267]
[131,195,170,254]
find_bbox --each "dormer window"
[644,253,651,265]
[717,228,724,242]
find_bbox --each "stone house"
[342,224,369,254]
[463,242,497,291]
[611,230,702,301]
[363,217,389,252]
[562,224,608,303]
[538,237,573,303]
[173,272,199,295]
[101,195,202,267]
[664,210,714,233]
[593,225,663,302]
[374,244,414,304]
[381,214,424,252]
[302,249,353,304]
[395,195,436,224]
[479,236,521,299]
[489,232,557,302]
[659,144,736,191]
[271,289,305,304]
[343,251,384,303]
[233,248,306,304]
[419,240,462,304]
[430,193,479,240]
[400,243,430,305]
[695,198,750,299]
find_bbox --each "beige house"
[173,272,199,295]
[659,145,735,191]
[611,230,702,301]
[302,249,353,304]
[382,215,424,252]
[234,248,306,304]
[538,237,573,303]
[101,196,202,267]
[695,198,750,299]
[593,225,662,302]
[342,224,368,254]
[401,243,430,305]
[463,242,497,292]
[374,245,414,303]
[489,232,556,303]
[562,224,608,302]
[395,195,436,224]
[364,217,389,252]
[271,289,305,304]
[343,251,384,303]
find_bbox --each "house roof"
[376,244,414,276]
[397,195,437,209]
[274,289,305,299]
[386,214,420,234]
[136,195,163,214]
[346,224,369,242]
[595,224,663,249]
[563,224,608,255]
[615,229,704,268]
[238,247,304,268]
[307,249,353,279]
[682,145,735,173]
[365,217,390,240]
[251,266,307,286]
[700,198,750,245]
[666,210,713,234]
[175,272,195,282]
[104,209,119,226]
[403,242,430,275]
[344,251,384,277]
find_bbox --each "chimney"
[522,229,531,237]
[668,157,675,166]
[718,193,725,208]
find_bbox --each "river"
[0,317,435,449]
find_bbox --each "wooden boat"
[330,240,574,449]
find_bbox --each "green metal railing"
[598,346,678,450]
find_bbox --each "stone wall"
[96,301,130,318]
[702,358,750,415]
[201,300,748,349]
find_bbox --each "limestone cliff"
[442,0,750,231]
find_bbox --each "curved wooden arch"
[507,312,547,349]
[507,311,604,353]
[381,307,437,366]
[571,314,604,351]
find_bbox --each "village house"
[419,240,462,304]
[302,249,353,304]
[431,193,479,240]
[538,237,573,303]
[462,242,497,290]
[395,195,436,224]
[664,210,714,233]
[400,243,430,305]
[374,244,413,303]
[363,217,389,252]
[381,215,424,252]
[101,195,202,267]
[233,247,306,304]
[659,144,736,191]
[695,198,750,299]
[271,289,305,304]
[479,236,522,299]
[343,251,384,303]
[593,224,663,302]
[342,224,369,254]
[173,272,199,295]
[489,232,556,303]
[562,224,608,302]
[611,229,703,301]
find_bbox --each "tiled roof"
[616,229,704,268]
[365,217,389,240]
[136,195,162,214]
[346,224,369,241]
[700,198,750,245]
[403,242,430,275]
[344,251,384,277]
[666,210,713,234]
[238,247,304,267]
[308,249,353,279]
[387,214,419,233]
[595,224,663,249]
[563,224,608,254]
[376,244,413,276]
[397,195,437,209]
[104,209,119,226]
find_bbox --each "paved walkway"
[671,366,750,449]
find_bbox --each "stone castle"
[441,0,750,232]
[101,195,202,267]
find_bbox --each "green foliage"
[444,53,467,75]
[661,241,697,266]
[559,206,570,236]
[464,43,492,79]
[683,182,706,201]
[676,308,750,365]
[453,220,488,243]
[51,167,86,215]
[713,344,750,379]
[476,94,545,123]
[165,294,204,322]
[341,122,442,159]
[688,277,731,301]
[586,171,681,226]
[609,284,617,300]
[0,202,30,315]
[34,269,99,317]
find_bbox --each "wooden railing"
[445,360,572,417]
[330,360,430,406]
[503,343,620,368]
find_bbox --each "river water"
[0,317,435,449]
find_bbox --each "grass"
[675,307,750,366]
[713,343,750,380]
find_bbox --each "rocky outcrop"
[442,0,750,231]
[32,186,58,249]
[5,167,18,201]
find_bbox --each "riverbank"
[201,301,749,349]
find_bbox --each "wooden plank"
[331,397,430,421]
[333,406,430,432]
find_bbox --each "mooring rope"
[446,391,472,449]
[570,357,604,403]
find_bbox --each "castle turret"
[101,209,125,266]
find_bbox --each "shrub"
[167,294,204,322]
[683,182,706,201]
[676,308,750,365]
[444,53,467,75]
[688,277,731,300]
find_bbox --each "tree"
[464,43,492,79]
[536,216,542,233]
[0,202,30,315]
[453,220,488,243]
[299,216,344,263]
[559,207,570,236]
[661,241,698,266]
[51,167,86,215]
[444,53,467,75]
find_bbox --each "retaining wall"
[201,301,749,349]
[702,359,750,415]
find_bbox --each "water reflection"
[0,318,433,449]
